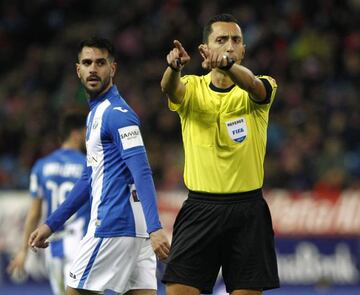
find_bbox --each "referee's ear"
[239,44,246,63]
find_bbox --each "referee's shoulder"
[257,75,277,88]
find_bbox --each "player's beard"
[83,75,112,99]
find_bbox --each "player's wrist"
[44,221,55,233]
[148,224,162,235]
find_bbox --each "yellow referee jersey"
[169,73,277,193]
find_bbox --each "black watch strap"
[219,57,235,71]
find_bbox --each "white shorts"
[67,234,157,294]
[45,220,85,295]
[45,252,66,295]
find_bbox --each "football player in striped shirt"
[28,37,170,295]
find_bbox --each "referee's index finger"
[173,40,184,52]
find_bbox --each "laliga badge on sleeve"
[226,117,248,143]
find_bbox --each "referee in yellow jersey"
[160,14,280,295]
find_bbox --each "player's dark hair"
[78,37,116,61]
[59,111,87,142]
[203,13,240,43]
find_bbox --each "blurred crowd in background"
[0,0,359,193]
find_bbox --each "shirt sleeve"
[107,106,162,233]
[251,75,278,106]
[45,167,90,232]
[168,75,192,114]
[29,160,44,199]
[124,153,162,234]
[107,107,146,160]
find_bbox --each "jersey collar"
[209,82,235,93]
[88,85,119,110]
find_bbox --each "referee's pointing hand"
[166,40,191,72]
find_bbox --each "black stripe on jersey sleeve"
[250,78,273,105]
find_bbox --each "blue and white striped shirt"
[46,86,162,238]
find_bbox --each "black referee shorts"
[162,189,280,294]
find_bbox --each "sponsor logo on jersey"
[69,272,77,279]
[87,153,99,167]
[118,125,144,150]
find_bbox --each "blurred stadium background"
[0,0,359,294]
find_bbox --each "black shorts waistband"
[188,189,262,203]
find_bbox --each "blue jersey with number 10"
[30,148,90,257]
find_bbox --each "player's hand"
[28,224,52,251]
[198,44,232,70]
[149,228,170,261]
[166,40,191,71]
[7,250,27,275]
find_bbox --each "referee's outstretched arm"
[161,40,190,104]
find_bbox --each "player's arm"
[125,153,170,260]
[109,109,170,260]
[109,109,162,234]
[7,198,42,275]
[125,153,161,233]
[160,40,190,104]
[45,168,90,232]
[28,169,90,249]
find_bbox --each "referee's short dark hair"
[78,37,115,61]
[59,111,87,142]
[203,13,240,43]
